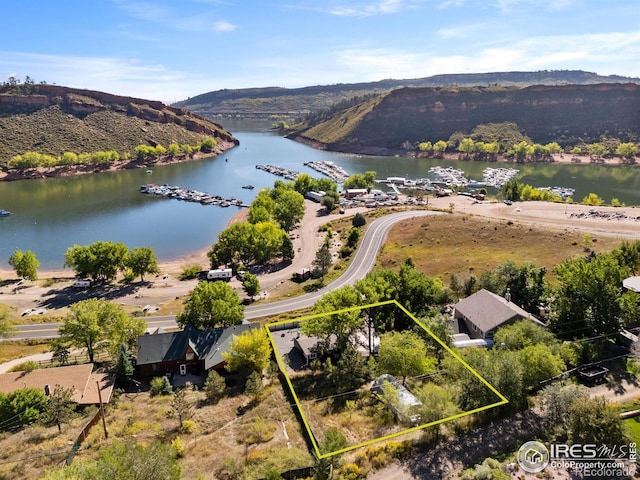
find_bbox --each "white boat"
[0,209,12,217]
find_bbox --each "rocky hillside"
[174,70,640,119]
[287,83,640,155]
[0,84,237,163]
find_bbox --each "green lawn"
[624,417,640,444]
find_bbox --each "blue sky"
[1,0,638,103]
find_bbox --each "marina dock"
[140,184,248,208]
[256,161,350,183]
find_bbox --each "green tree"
[419,313,454,353]
[200,137,217,153]
[114,343,134,388]
[64,241,128,281]
[106,309,146,356]
[241,272,260,301]
[59,299,107,363]
[511,141,534,162]
[39,385,76,432]
[458,138,475,159]
[209,221,256,266]
[0,309,16,338]
[42,440,182,480]
[414,383,460,441]
[294,173,314,195]
[204,370,226,404]
[253,221,287,264]
[616,142,638,162]
[445,348,524,412]
[247,205,270,224]
[126,246,159,282]
[396,263,446,320]
[352,212,366,228]
[222,327,272,375]
[551,252,627,338]
[418,141,432,152]
[343,171,376,190]
[518,344,565,389]
[331,344,373,392]
[50,339,71,365]
[8,249,39,281]
[377,331,436,385]
[432,140,447,157]
[477,261,546,314]
[150,376,172,396]
[315,428,348,479]
[312,241,332,282]
[0,388,47,431]
[177,281,244,329]
[169,388,193,428]
[493,319,556,350]
[244,370,264,402]
[586,142,609,161]
[346,227,360,248]
[281,233,295,263]
[539,383,588,430]
[582,192,605,205]
[303,286,362,348]
[272,189,305,232]
[568,396,627,446]
[321,194,337,212]
[501,178,522,201]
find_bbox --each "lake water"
[1,119,639,269]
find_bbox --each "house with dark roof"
[136,324,259,379]
[452,289,545,341]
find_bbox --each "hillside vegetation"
[174,70,639,118]
[0,84,237,166]
[287,83,640,155]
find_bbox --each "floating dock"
[140,184,248,208]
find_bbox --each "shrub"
[179,264,201,280]
[150,376,172,396]
[352,213,366,228]
[181,419,198,434]
[341,463,364,480]
[8,360,39,372]
[171,436,184,458]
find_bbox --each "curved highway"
[11,209,441,340]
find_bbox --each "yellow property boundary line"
[265,299,509,458]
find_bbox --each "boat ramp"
[140,184,247,208]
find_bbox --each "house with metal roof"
[136,324,259,380]
[452,289,545,341]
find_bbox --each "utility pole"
[96,381,108,439]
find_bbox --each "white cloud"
[213,20,237,32]
[321,0,427,17]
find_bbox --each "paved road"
[9,209,440,340]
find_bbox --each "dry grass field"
[76,381,312,480]
[378,212,625,284]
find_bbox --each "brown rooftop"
[0,364,113,405]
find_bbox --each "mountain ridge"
[173,70,640,118]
